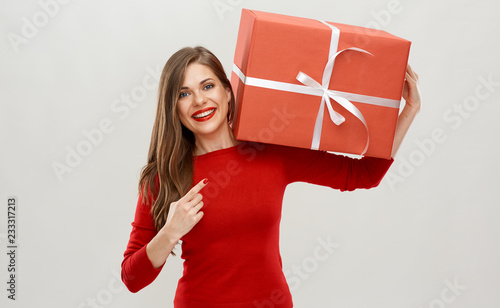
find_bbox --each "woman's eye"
[204,84,214,90]
[179,92,188,98]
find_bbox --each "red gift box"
[230,9,411,159]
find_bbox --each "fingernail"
[203,178,209,184]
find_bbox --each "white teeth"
[193,109,215,119]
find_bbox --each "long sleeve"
[121,194,164,293]
[275,144,394,191]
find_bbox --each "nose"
[193,91,207,107]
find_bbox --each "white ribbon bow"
[296,47,373,152]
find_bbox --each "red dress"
[121,142,393,307]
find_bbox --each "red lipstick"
[191,107,216,122]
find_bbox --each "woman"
[121,46,421,307]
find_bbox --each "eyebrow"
[181,78,214,90]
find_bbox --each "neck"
[193,125,240,156]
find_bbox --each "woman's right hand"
[147,178,208,268]
[163,178,208,241]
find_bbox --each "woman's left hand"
[402,64,421,112]
[391,64,422,158]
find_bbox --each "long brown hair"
[139,46,235,236]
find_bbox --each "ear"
[225,87,231,103]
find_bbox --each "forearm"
[391,104,419,158]
[146,225,180,269]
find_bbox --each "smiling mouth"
[192,108,216,121]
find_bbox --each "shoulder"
[234,141,296,160]
[235,142,338,170]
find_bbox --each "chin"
[193,122,229,138]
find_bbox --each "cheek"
[176,102,191,125]
[177,101,188,117]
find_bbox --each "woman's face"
[176,62,231,141]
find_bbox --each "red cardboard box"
[231,9,411,158]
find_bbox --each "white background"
[1,0,499,307]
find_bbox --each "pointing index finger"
[183,178,209,201]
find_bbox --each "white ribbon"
[296,46,373,152]
[232,20,401,153]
